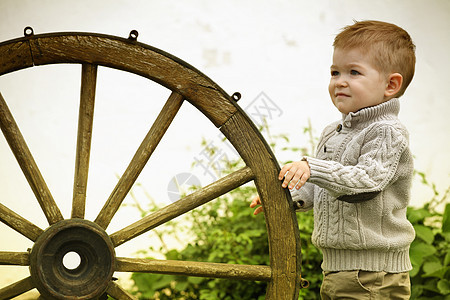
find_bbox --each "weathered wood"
[0,93,63,225]
[116,257,272,282]
[0,276,35,299]
[106,281,136,300]
[95,91,184,229]
[0,204,43,241]
[0,39,33,75]
[0,33,237,127]
[0,251,29,266]
[29,219,115,300]
[220,110,302,299]
[72,63,97,219]
[110,166,254,247]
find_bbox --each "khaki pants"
[320,270,411,300]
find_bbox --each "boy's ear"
[385,73,403,98]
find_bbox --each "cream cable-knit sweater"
[291,98,415,273]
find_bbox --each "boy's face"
[329,47,389,114]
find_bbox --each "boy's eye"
[350,70,360,75]
[331,70,339,76]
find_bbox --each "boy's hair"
[333,20,416,98]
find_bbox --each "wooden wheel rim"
[0,29,302,299]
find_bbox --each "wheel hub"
[29,219,115,299]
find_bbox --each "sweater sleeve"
[305,124,409,198]
[290,182,314,212]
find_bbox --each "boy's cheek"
[328,82,334,95]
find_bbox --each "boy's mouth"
[335,92,350,98]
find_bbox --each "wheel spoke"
[0,251,29,266]
[106,281,136,300]
[72,64,97,219]
[0,92,63,225]
[115,257,271,282]
[0,203,43,241]
[0,276,35,299]
[110,166,254,247]
[95,91,184,229]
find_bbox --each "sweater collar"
[341,98,400,128]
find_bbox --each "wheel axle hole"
[62,251,81,270]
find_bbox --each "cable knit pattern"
[307,125,408,197]
[291,98,415,273]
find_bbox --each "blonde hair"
[333,20,416,97]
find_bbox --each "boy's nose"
[335,78,348,87]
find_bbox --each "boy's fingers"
[282,168,297,188]
[295,177,305,189]
[278,163,292,180]
[296,172,310,189]
[288,172,302,189]
[253,206,264,215]
[249,196,263,215]
[249,196,260,207]
[292,170,309,189]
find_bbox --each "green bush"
[129,130,449,299]
[408,172,450,299]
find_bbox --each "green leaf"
[407,207,432,224]
[422,278,441,293]
[174,280,189,292]
[422,261,443,278]
[443,203,450,233]
[444,251,450,267]
[410,241,437,266]
[409,265,421,277]
[410,284,423,299]
[437,279,450,295]
[414,224,435,244]
[165,249,180,260]
[443,232,450,242]
[188,276,204,285]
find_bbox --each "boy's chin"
[334,104,352,115]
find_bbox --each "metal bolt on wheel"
[0,28,303,299]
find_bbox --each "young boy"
[251,20,416,299]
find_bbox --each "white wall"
[0,0,449,292]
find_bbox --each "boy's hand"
[249,196,263,215]
[279,160,310,190]
[250,160,310,215]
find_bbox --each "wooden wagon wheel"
[0,27,306,299]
